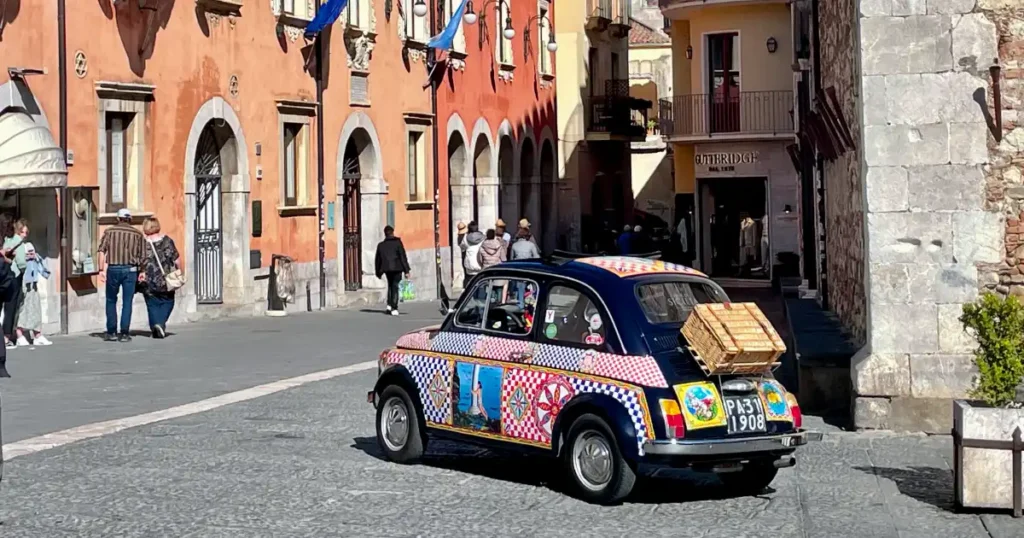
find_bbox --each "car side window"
[540,285,609,350]
[455,277,539,336]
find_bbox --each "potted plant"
[646,119,657,135]
[955,292,1024,511]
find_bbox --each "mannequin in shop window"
[738,213,758,273]
[761,214,770,273]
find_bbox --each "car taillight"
[659,399,686,439]
[786,393,802,429]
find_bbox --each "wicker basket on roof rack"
[681,302,786,376]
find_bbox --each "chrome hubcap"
[381,397,409,451]
[572,431,613,490]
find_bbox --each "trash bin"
[267,254,295,317]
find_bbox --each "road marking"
[3,360,377,460]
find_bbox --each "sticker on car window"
[545,309,555,323]
[588,313,603,331]
[584,333,604,346]
[544,324,558,338]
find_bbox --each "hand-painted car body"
[370,256,812,503]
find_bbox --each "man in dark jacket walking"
[374,225,411,316]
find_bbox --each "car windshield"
[636,279,729,325]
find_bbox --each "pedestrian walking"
[374,225,411,316]
[141,217,181,339]
[511,226,541,260]
[0,243,16,376]
[477,229,506,269]
[616,224,633,255]
[460,220,485,279]
[16,242,51,346]
[2,218,31,348]
[98,208,147,342]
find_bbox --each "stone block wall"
[844,0,1005,432]
[819,0,867,346]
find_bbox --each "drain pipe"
[58,0,69,334]
[429,3,442,301]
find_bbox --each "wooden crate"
[681,303,786,375]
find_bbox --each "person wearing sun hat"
[495,219,511,245]
[511,218,541,260]
[97,208,147,342]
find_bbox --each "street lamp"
[524,14,557,52]
[461,0,515,41]
[413,0,428,18]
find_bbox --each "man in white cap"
[97,208,146,342]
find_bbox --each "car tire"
[563,413,636,505]
[375,385,426,464]
[717,460,779,495]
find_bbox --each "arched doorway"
[472,133,495,229]
[539,140,556,253]
[498,135,516,224]
[448,132,469,288]
[342,138,363,291]
[193,121,240,304]
[519,138,537,235]
[336,112,384,291]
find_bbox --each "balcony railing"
[658,91,794,138]
[585,82,650,138]
[587,0,612,20]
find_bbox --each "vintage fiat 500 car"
[368,256,813,504]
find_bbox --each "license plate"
[724,395,767,434]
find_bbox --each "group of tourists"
[458,217,541,277]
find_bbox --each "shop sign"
[694,151,760,173]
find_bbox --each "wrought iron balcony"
[585,81,651,139]
[658,91,794,140]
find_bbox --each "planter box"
[953,400,1024,511]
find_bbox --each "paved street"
[0,303,1021,537]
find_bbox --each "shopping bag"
[400,280,416,302]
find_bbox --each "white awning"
[0,110,67,190]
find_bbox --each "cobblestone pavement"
[0,306,1021,537]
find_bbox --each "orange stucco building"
[435,0,558,289]
[0,0,558,334]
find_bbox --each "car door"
[438,273,544,439]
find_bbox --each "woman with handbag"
[141,217,184,339]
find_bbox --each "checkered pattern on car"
[471,335,531,361]
[570,378,650,455]
[501,368,548,443]
[575,256,706,278]
[530,343,584,371]
[584,352,668,388]
[430,331,478,356]
[396,331,433,351]
[405,354,452,425]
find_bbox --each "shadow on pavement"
[87,329,176,339]
[854,465,955,511]
[352,436,776,504]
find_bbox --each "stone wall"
[819,0,867,346]
[845,0,1004,432]
[977,2,1024,298]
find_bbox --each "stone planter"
[953,400,1024,512]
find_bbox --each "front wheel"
[375,385,426,464]
[717,460,779,495]
[562,414,636,504]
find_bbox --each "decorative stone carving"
[449,57,465,71]
[284,25,302,42]
[345,33,376,71]
[497,68,514,83]
[271,0,282,16]
[206,11,222,27]
[407,47,427,63]
[540,77,553,90]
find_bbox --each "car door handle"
[509,351,532,362]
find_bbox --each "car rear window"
[636,280,728,324]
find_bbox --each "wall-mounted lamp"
[525,14,558,52]
[784,204,792,214]
[766,37,778,54]
[413,0,428,17]
[462,0,516,40]
[685,45,693,60]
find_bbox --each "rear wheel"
[563,414,636,504]
[717,460,779,495]
[375,385,426,464]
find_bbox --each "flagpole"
[430,1,442,302]
[315,1,327,309]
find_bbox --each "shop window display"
[69,187,99,275]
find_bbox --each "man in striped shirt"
[98,208,146,342]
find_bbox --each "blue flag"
[427,0,468,50]
[304,0,349,38]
